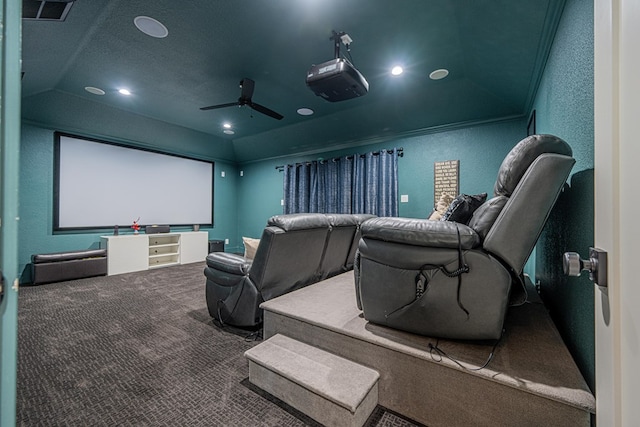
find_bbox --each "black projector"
[306,58,369,102]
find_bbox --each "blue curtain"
[283,149,399,216]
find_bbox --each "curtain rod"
[275,147,403,171]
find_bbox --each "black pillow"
[441,193,488,224]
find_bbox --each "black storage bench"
[31,249,108,285]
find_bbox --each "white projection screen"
[55,134,214,230]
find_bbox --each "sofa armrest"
[205,252,251,275]
[360,217,481,250]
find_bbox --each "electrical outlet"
[280,199,284,206]
[401,194,409,203]
[221,171,225,178]
[240,170,244,176]
[225,238,229,245]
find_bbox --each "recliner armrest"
[205,252,251,275]
[360,217,481,249]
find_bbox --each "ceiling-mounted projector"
[306,31,369,102]
[306,58,369,102]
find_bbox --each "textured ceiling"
[21,0,566,162]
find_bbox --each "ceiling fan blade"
[200,102,239,111]
[240,78,255,101]
[250,102,284,120]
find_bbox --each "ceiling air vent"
[23,0,74,21]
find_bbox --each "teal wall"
[18,123,240,281]
[235,119,528,254]
[532,0,594,391]
[1,0,23,423]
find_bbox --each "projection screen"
[55,134,214,230]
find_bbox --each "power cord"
[215,279,246,328]
[415,224,470,317]
[427,330,504,371]
[244,330,263,342]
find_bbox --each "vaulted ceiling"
[21,0,566,162]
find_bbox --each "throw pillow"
[441,192,488,224]
[428,192,454,220]
[242,237,260,259]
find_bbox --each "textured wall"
[18,123,239,282]
[532,0,595,391]
[235,118,529,261]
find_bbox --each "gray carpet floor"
[17,262,419,426]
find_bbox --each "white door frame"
[594,0,640,424]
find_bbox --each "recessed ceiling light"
[223,130,235,135]
[297,108,314,116]
[118,88,131,96]
[223,123,232,129]
[134,16,168,38]
[85,86,105,95]
[391,66,404,76]
[429,69,449,80]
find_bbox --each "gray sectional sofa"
[204,212,375,327]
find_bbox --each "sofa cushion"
[32,249,107,264]
[467,196,508,241]
[321,214,363,279]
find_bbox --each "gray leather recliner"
[205,213,375,327]
[354,134,575,340]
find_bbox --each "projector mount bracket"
[331,30,353,60]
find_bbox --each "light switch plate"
[401,194,409,203]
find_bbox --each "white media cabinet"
[100,231,208,275]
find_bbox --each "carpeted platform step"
[245,333,380,427]
[261,272,596,426]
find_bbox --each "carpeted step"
[261,272,596,426]
[244,333,379,427]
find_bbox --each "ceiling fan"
[200,78,284,120]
